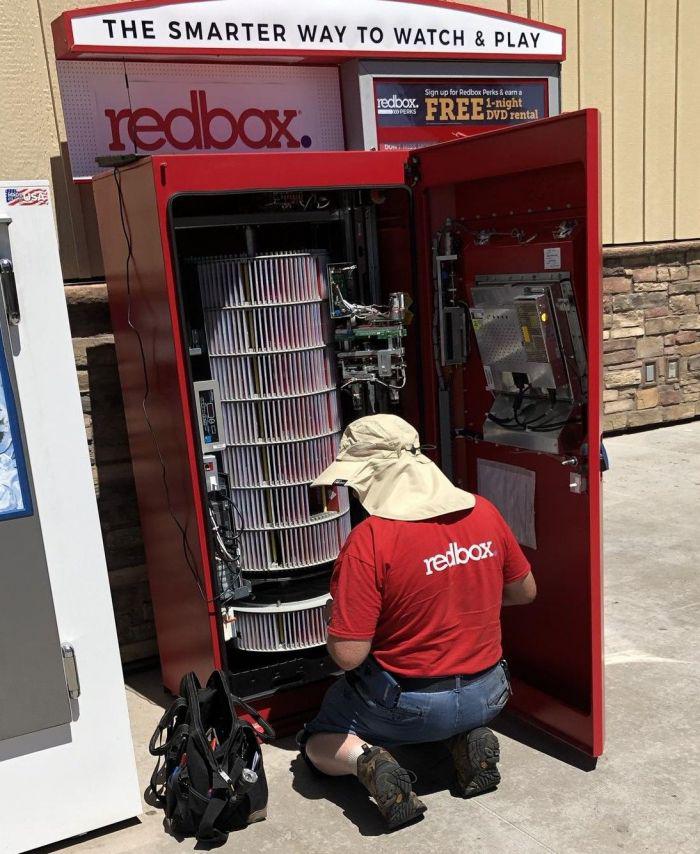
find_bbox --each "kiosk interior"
[54,0,603,759]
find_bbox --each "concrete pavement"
[39,421,700,853]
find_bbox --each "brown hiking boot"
[447,727,501,798]
[356,745,427,830]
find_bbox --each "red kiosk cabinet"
[93,110,603,756]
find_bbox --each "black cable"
[223,493,245,536]
[514,389,559,428]
[511,383,531,428]
[518,411,549,427]
[487,413,523,430]
[489,383,579,433]
[113,167,225,606]
[516,404,556,428]
[528,418,582,432]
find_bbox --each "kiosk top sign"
[53,0,565,63]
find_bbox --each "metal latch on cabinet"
[61,643,81,700]
[562,443,610,494]
[561,455,587,494]
[404,156,421,187]
[0,258,20,325]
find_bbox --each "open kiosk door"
[0,183,140,854]
[411,110,603,756]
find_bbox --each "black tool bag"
[149,670,275,844]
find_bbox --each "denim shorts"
[301,662,510,749]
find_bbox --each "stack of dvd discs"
[231,594,331,653]
[196,251,349,652]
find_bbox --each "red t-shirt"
[328,498,531,677]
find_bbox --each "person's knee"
[305,732,347,762]
[303,732,368,776]
[304,733,322,763]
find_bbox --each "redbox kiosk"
[54,2,603,758]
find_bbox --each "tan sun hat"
[312,414,475,521]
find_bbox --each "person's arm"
[325,523,383,668]
[502,570,537,606]
[326,635,372,670]
[494,504,536,606]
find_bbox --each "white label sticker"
[543,247,561,270]
[483,365,495,390]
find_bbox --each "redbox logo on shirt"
[424,541,495,575]
[104,90,312,153]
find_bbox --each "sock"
[347,741,368,774]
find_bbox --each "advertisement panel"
[374,78,548,149]
[0,338,31,520]
[57,61,344,180]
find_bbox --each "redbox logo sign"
[423,541,496,575]
[105,89,313,153]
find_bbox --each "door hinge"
[0,258,20,325]
[404,156,421,187]
[61,643,81,699]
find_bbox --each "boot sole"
[380,766,427,831]
[462,727,501,798]
[458,728,501,799]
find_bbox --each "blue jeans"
[302,662,510,748]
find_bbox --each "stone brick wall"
[66,283,158,664]
[603,241,700,432]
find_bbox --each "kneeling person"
[299,415,536,830]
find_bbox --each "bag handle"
[211,670,276,740]
[183,672,228,782]
[148,697,188,756]
[148,757,168,806]
[231,694,276,741]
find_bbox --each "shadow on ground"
[32,819,144,854]
[125,668,173,710]
[284,708,596,833]
[285,733,452,836]
[493,712,597,772]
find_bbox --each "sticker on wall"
[543,247,561,270]
[477,458,536,550]
[5,188,49,206]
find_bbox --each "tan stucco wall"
[466,0,700,245]
[1,0,698,277]
[0,0,104,278]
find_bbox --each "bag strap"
[211,670,276,740]
[196,794,230,844]
[148,757,168,806]
[148,697,188,756]
[179,670,201,698]
[183,672,229,783]
[231,694,276,740]
[147,694,190,807]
